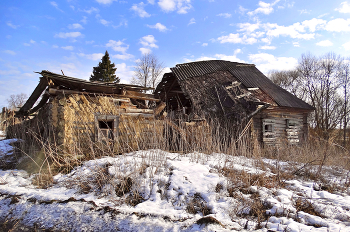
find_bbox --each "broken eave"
[16,70,160,118]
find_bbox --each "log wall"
[252,107,309,146]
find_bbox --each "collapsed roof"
[16,70,159,117]
[155,60,314,112]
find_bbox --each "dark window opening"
[264,124,273,133]
[99,120,113,129]
[99,120,114,140]
[95,115,119,143]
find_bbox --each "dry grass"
[2,95,350,198]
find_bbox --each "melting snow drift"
[0,139,349,231]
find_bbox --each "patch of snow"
[0,150,349,231]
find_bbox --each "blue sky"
[1,0,350,108]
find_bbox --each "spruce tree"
[90,50,120,83]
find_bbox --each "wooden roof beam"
[16,77,48,117]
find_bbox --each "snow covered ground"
[0,139,350,231]
[0,130,5,140]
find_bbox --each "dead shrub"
[186,193,212,216]
[32,173,54,189]
[222,167,278,192]
[196,216,224,227]
[126,190,144,206]
[115,177,133,197]
[215,183,223,193]
[293,197,321,217]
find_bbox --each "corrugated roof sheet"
[170,60,314,110]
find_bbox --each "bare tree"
[132,53,165,90]
[6,93,28,110]
[268,70,304,99]
[269,52,348,140]
[340,61,350,146]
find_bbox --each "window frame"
[94,114,119,143]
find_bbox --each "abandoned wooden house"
[154,60,314,146]
[11,70,163,153]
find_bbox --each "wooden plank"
[48,88,160,102]
[17,77,48,115]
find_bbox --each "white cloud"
[147,23,168,32]
[148,23,168,31]
[82,7,98,14]
[188,18,196,25]
[86,40,95,44]
[54,32,83,38]
[293,42,300,47]
[342,41,350,50]
[325,18,350,32]
[106,40,129,53]
[131,2,151,18]
[68,23,84,29]
[77,53,104,60]
[186,50,245,63]
[215,53,245,63]
[112,54,134,60]
[6,22,19,29]
[81,16,88,24]
[217,13,232,18]
[158,0,192,14]
[239,5,248,14]
[106,40,133,60]
[96,0,116,4]
[202,43,208,47]
[61,46,74,50]
[3,50,16,55]
[50,1,58,8]
[50,1,63,12]
[100,19,111,26]
[301,18,326,32]
[298,9,310,14]
[140,35,158,48]
[248,0,280,16]
[139,35,158,55]
[114,63,134,83]
[140,47,152,55]
[217,33,257,44]
[148,0,155,4]
[112,19,128,28]
[248,53,298,73]
[259,45,276,50]
[238,22,260,33]
[23,40,36,46]
[265,22,315,40]
[336,1,350,13]
[316,40,333,47]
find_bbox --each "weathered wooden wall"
[48,94,162,154]
[252,107,309,146]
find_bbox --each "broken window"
[264,124,273,133]
[262,119,275,145]
[95,115,119,143]
[286,119,299,144]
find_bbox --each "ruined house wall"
[50,94,163,154]
[252,108,308,146]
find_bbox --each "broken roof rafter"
[16,70,160,117]
[168,60,314,111]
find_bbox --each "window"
[264,124,273,133]
[95,115,119,143]
[262,119,275,142]
[287,119,297,128]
